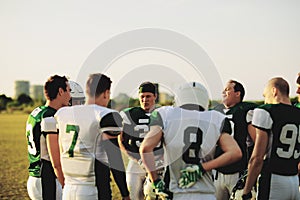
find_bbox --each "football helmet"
[174,82,209,110]
[69,80,85,105]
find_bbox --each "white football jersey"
[49,104,122,185]
[150,106,229,194]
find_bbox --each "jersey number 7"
[66,124,80,157]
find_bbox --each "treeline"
[0,93,298,114]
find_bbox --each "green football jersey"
[252,103,300,175]
[120,107,163,160]
[214,102,257,173]
[26,106,56,177]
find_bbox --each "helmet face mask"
[69,81,85,106]
[174,82,209,110]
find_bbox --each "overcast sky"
[1,0,299,100]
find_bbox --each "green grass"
[0,113,127,199]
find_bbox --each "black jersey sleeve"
[220,117,232,135]
[100,112,123,136]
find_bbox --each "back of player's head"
[69,80,85,105]
[86,73,112,98]
[174,81,209,110]
[296,72,300,85]
[138,81,157,95]
[44,75,68,101]
[228,80,245,101]
[269,77,289,97]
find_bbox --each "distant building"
[14,80,29,99]
[30,85,44,101]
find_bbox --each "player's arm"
[243,128,268,196]
[46,134,64,187]
[203,132,242,172]
[243,107,271,197]
[247,109,256,142]
[41,117,64,187]
[100,112,130,199]
[117,131,130,156]
[140,125,163,182]
[248,124,256,143]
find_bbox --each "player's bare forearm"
[46,134,65,187]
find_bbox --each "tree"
[17,93,33,105]
[0,94,13,111]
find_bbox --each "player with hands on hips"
[140,82,242,200]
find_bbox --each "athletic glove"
[153,178,169,198]
[178,164,206,189]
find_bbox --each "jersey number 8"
[182,127,203,164]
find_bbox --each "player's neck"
[46,100,63,110]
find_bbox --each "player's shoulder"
[155,105,175,115]
[205,109,226,119]
[239,101,258,110]
[39,106,57,118]
[256,103,276,111]
[122,106,144,114]
[212,103,225,112]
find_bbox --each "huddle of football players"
[25,73,300,200]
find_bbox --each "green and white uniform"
[45,104,122,200]
[213,102,257,200]
[252,103,300,200]
[121,107,164,200]
[26,106,60,200]
[150,106,231,199]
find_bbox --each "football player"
[243,77,300,200]
[43,73,126,199]
[119,82,165,200]
[140,82,242,200]
[213,80,257,200]
[26,75,71,200]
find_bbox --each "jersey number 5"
[66,124,80,157]
[182,127,203,164]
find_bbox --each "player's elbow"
[231,147,242,163]
[236,148,242,161]
[140,142,153,155]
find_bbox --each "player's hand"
[153,178,169,198]
[178,164,206,189]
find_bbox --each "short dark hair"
[138,81,157,95]
[296,72,300,85]
[44,75,68,101]
[86,73,112,97]
[229,80,245,101]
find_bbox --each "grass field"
[0,113,125,199]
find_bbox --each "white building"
[14,80,29,99]
[30,85,44,101]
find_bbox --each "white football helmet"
[174,82,209,110]
[69,80,85,105]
